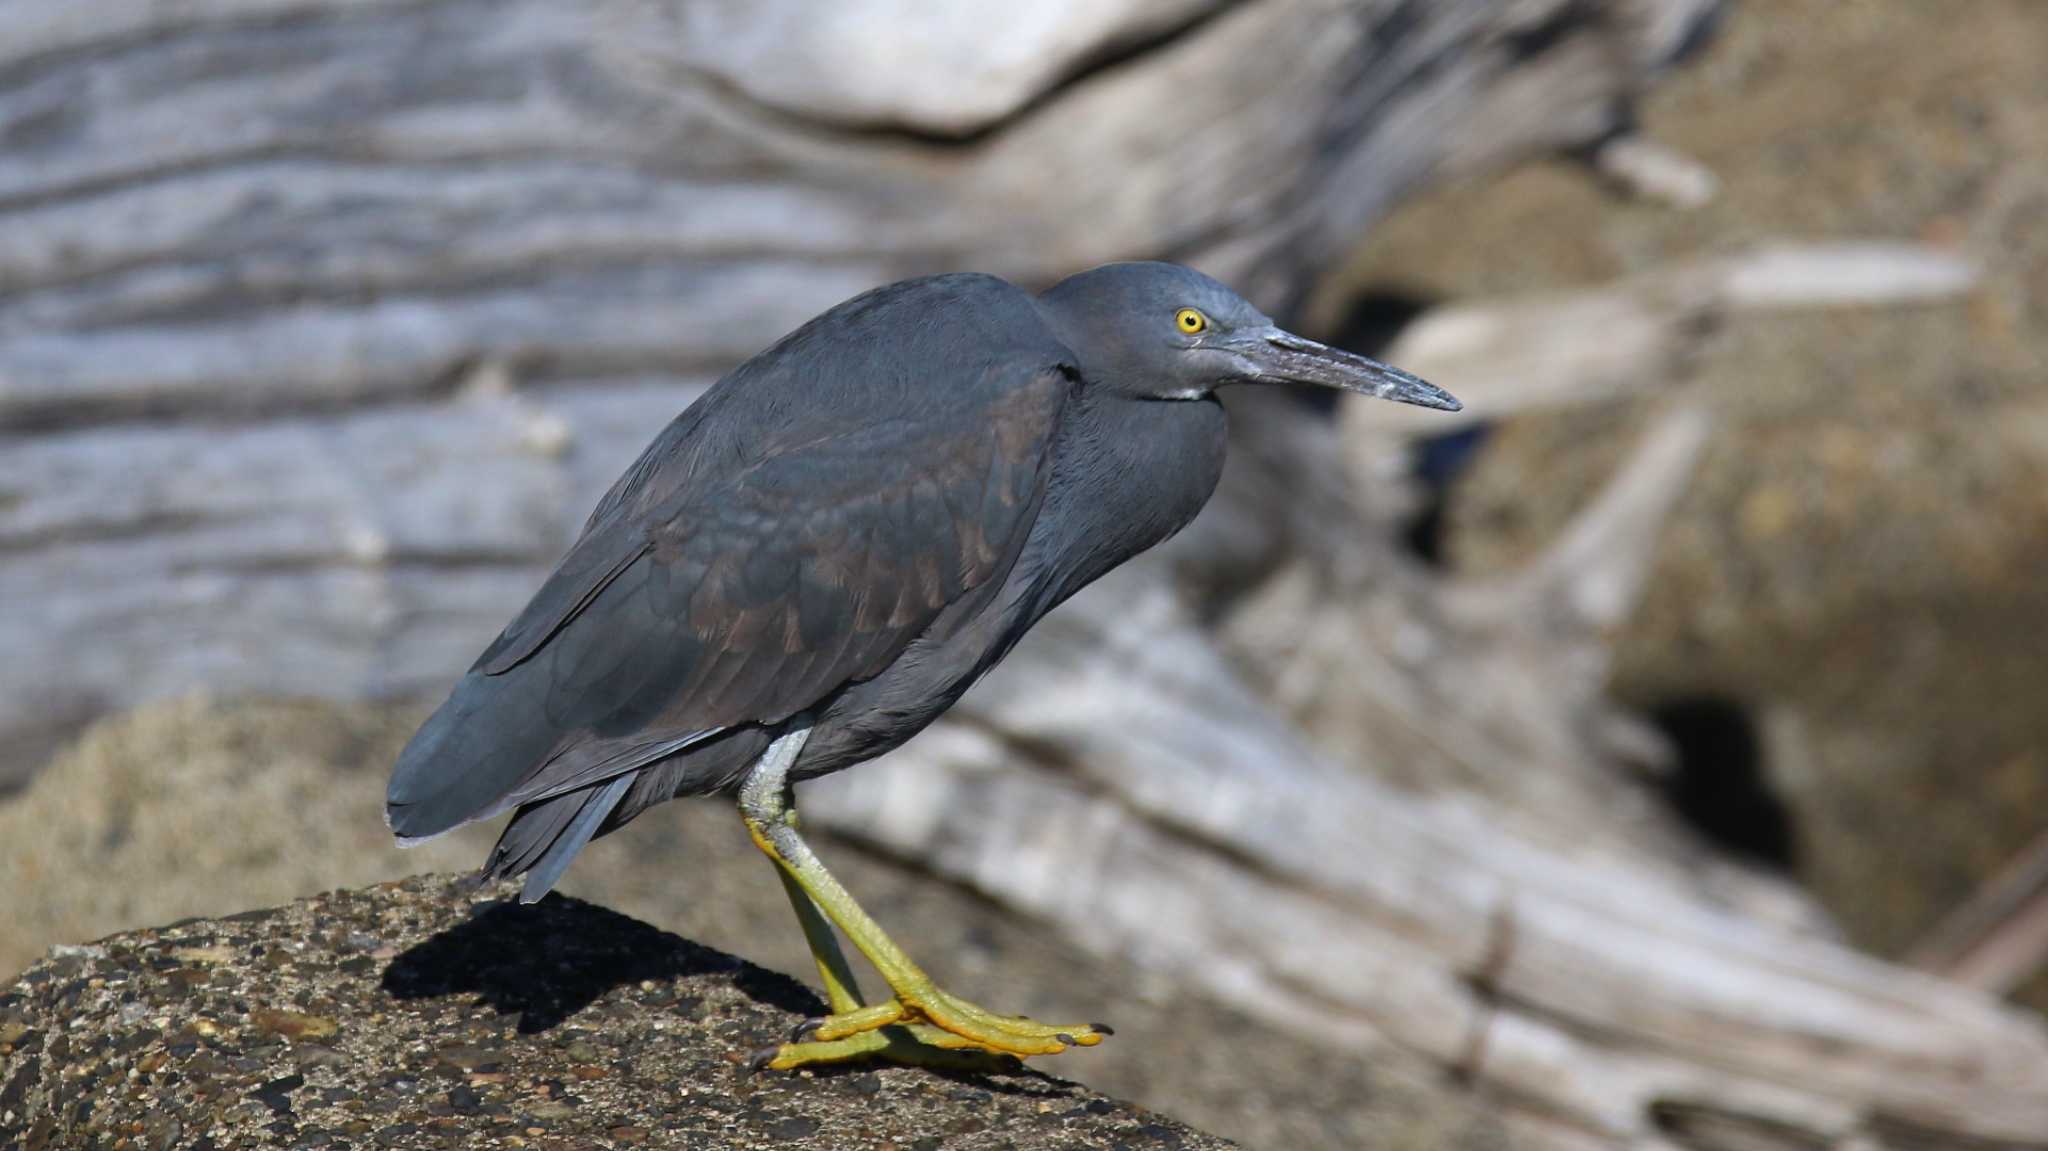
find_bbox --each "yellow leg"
[740,724,1110,1071]
[769,865,867,1016]
[757,868,1026,1072]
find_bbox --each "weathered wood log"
[1343,243,1980,436]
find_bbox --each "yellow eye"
[1175,308,1208,335]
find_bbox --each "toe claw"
[790,1018,822,1042]
[747,1046,783,1073]
[1055,1033,1075,1046]
[1090,1022,1115,1036]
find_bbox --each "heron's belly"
[790,607,1015,781]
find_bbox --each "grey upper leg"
[738,720,813,840]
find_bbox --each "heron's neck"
[1017,388,1227,621]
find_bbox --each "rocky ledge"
[0,875,1230,1150]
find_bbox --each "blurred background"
[4,1,2046,1148]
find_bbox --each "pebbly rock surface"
[0,876,1233,1150]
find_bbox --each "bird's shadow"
[379,891,1078,1098]
[380,892,822,1033]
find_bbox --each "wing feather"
[386,355,1069,842]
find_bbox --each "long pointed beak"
[1233,327,1461,412]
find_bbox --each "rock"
[0,876,1236,1150]
[0,696,1500,1151]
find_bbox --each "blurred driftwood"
[1346,241,1981,436]
[1910,827,2048,995]
[7,2,2048,1149]
[0,0,1720,785]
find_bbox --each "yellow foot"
[759,992,1112,1070]
[753,1023,1021,1073]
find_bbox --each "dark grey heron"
[386,262,1459,1070]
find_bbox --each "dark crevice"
[1369,0,1429,57]
[1328,288,1436,360]
[1500,0,1603,64]
[1650,1098,1834,1151]
[1402,425,1491,568]
[0,509,228,557]
[1660,2,1729,70]
[0,231,892,318]
[0,138,669,217]
[1287,286,1440,421]
[10,245,883,331]
[0,0,460,92]
[1648,695,1798,871]
[0,347,712,437]
[0,352,488,437]
[171,550,556,577]
[0,141,315,216]
[1325,287,1483,568]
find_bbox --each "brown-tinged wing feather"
[385,363,1067,839]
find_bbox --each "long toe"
[792,998,1100,1052]
[806,1000,908,1042]
[762,1025,1026,1073]
[758,994,1110,1070]
[901,987,1106,1056]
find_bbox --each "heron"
[386,262,1459,1071]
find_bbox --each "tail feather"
[516,775,633,903]
[388,665,727,846]
[476,792,578,884]
[386,670,561,843]
[469,774,635,902]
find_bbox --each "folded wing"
[384,365,1069,857]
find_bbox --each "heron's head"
[1037,261,1459,411]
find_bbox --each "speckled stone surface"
[0,876,1233,1150]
